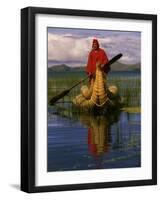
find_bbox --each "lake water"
[48,110,141,172]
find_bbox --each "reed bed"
[48,71,141,108]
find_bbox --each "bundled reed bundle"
[108,85,118,96]
[73,63,109,110]
[90,63,109,107]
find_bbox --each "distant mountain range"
[110,62,141,71]
[48,62,141,73]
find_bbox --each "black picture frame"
[21,6,157,193]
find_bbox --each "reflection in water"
[48,108,141,172]
[79,115,109,157]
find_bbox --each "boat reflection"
[50,104,121,157]
[80,115,109,156]
[78,112,120,157]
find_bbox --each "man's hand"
[88,73,93,78]
[101,64,105,68]
[88,73,95,79]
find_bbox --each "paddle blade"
[103,53,123,74]
[108,53,123,66]
[49,89,70,105]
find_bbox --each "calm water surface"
[48,110,141,172]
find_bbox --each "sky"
[48,27,141,67]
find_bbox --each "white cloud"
[48,32,141,65]
[48,33,92,63]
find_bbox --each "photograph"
[48,27,141,172]
[21,7,157,192]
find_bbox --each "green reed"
[48,72,141,108]
[107,76,141,107]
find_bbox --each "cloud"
[48,30,141,66]
[48,33,91,63]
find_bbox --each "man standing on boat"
[86,39,110,80]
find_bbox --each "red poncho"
[86,39,109,74]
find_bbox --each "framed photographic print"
[21,7,157,193]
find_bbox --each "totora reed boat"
[72,62,123,114]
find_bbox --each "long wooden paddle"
[49,53,123,105]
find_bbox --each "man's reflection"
[79,115,110,157]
